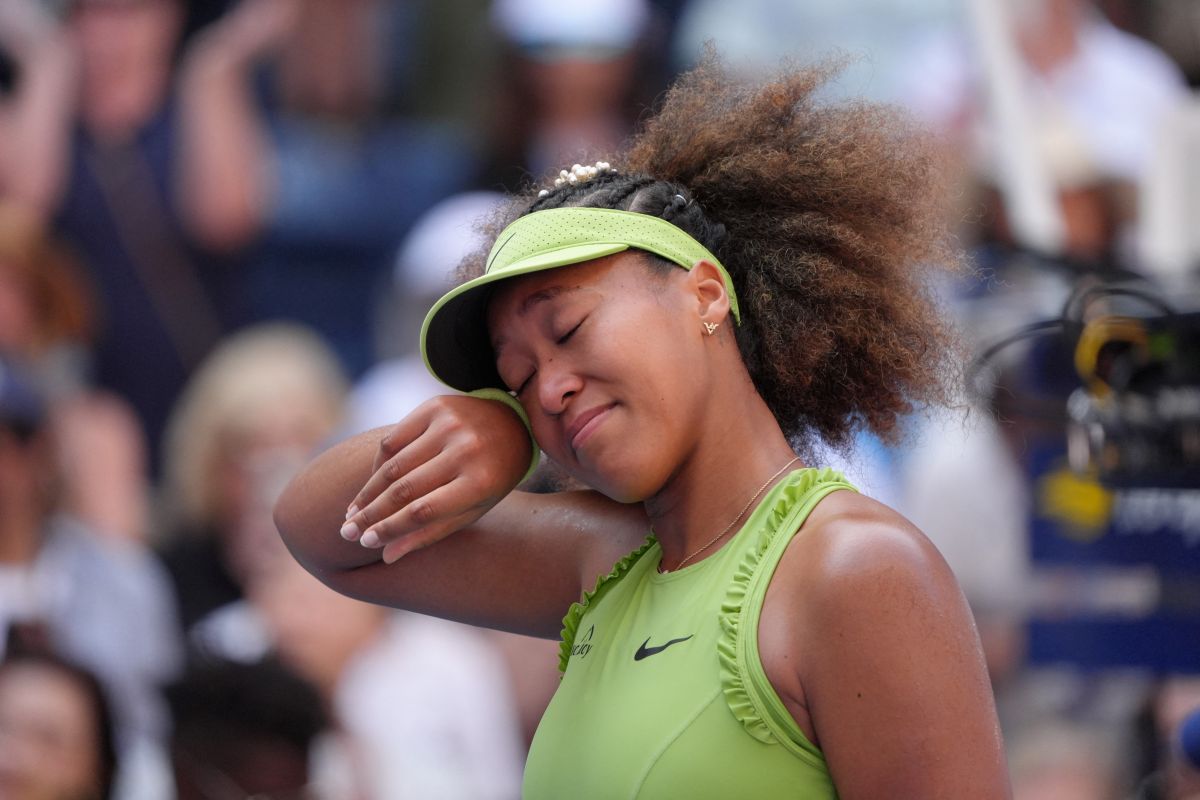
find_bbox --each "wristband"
[466,388,541,484]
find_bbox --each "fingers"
[359,476,487,563]
[341,440,450,543]
[337,394,534,562]
[348,426,442,527]
[380,507,481,565]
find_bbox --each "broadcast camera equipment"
[971,280,1200,490]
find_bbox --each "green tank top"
[523,467,856,800]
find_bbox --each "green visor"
[420,207,740,392]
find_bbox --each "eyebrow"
[492,285,581,356]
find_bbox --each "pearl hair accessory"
[538,161,616,197]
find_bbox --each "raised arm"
[0,0,76,218]
[274,395,648,638]
[175,0,294,251]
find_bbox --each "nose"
[536,359,583,417]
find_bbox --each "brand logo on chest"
[633,634,694,661]
[571,624,596,659]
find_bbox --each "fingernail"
[345,504,358,520]
[340,521,360,541]
[360,530,380,548]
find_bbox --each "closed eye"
[557,318,585,345]
[509,316,586,396]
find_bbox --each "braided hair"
[460,53,963,454]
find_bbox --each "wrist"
[465,388,540,484]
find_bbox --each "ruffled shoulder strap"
[558,535,657,673]
[717,467,856,756]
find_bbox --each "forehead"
[487,252,640,326]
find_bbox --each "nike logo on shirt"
[634,635,694,661]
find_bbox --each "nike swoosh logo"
[634,635,694,661]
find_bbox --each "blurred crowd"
[0,0,1198,798]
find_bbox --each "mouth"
[566,403,616,452]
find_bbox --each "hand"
[341,395,533,564]
[190,0,298,69]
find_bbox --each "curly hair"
[460,53,963,453]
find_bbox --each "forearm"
[274,426,574,636]
[175,32,273,251]
[273,394,646,637]
[274,426,384,575]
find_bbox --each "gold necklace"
[659,456,800,573]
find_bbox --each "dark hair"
[166,657,327,758]
[462,52,963,454]
[0,648,120,800]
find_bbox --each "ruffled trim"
[558,535,657,673]
[717,467,848,744]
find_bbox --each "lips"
[566,403,616,452]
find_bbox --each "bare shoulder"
[762,490,1010,799]
[775,488,983,693]
[783,489,961,609]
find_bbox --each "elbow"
[272,476,303,552]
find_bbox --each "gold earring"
[703,322,719,336]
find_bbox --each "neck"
[645,377,800,571]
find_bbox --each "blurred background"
[0,0,1198,797]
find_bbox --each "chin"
[574,455,665,505]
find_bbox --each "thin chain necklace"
[658,456,800,573]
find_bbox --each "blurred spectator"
[0,0,246,472]
[1134,677,1200,800]
[157,322,346,634]
[1008,720,1127,800]
[0,202,92,379]
[0,202,151,546]
[166,657,326,800]
[898,0,1189,267]
[671,0,959,102]
[903,0,1188,181]
[177,0,475,377]
[482,0,670,191]
[0,648,120,800]
[1098,0,1200,87]
[0,356,183,800]
[237,552,527,800]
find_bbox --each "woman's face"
[488,253,713,502]
[0,662,104,800]
[69,0,183,80]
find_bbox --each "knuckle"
[382,459,403,482]
[355,504,376,528]
[408,499,438,527]
[386,477,416,507]
[441,414,464,436]
[367,518,393,543]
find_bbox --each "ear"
[687,259,731,328]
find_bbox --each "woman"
[0,649,119,800]
[277,57,1010,798]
